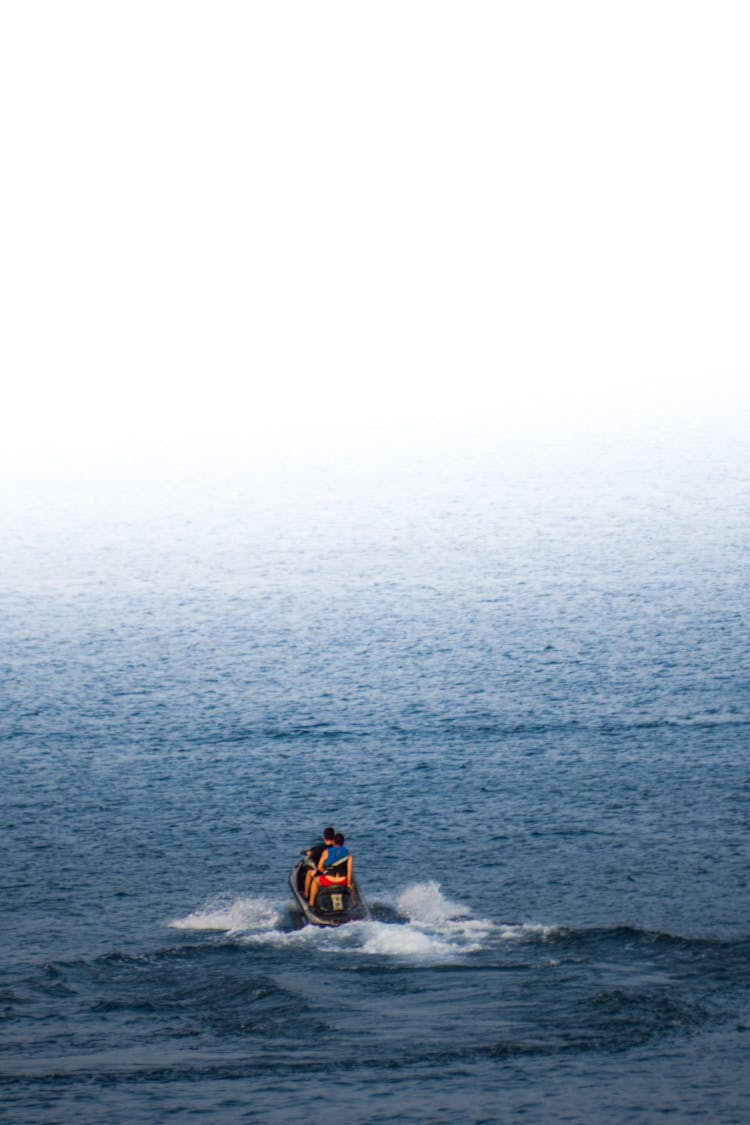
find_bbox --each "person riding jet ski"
[303,826,335,870]
[307,832,352,906]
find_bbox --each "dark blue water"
[2,425,750,1122]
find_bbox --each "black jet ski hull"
[289,861,366,927]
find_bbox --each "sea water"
[1,421,749,1123]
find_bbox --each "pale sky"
[2,2,749,469]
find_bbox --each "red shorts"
[317,875,346,887]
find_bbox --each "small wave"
[551,924,749,953]
[262,722,353,741]
[496,922,562,941]
[236,918,469,961]
[626,714,750,729]
[169,895,284,935]
[358,921,458,958]
[396,880,471,927]
[389,881,495,951]
[394,882,558,944]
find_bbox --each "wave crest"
[169,895,283,935]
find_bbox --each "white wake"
[169,894,284,935]
[169,881,558,961]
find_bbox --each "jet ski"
[289,859,366,927]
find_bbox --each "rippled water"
[2,425,749,1122]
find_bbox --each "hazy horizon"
[3,2,749,475]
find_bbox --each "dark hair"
[323,827,335,840]
[334,832,345,846]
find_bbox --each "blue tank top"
[324,845,349,868]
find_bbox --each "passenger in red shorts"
[308,832,352,907]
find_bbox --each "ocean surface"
[2,422,749,1123]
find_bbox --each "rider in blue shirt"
[308,832,352,906]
